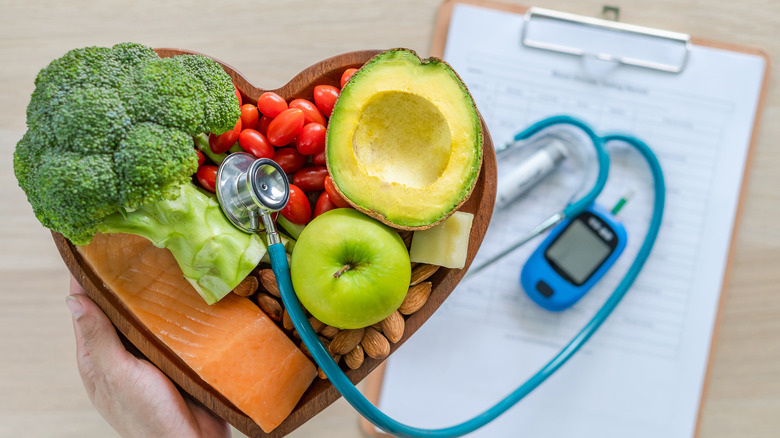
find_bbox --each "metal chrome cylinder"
[495,134,573,210]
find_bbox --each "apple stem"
[333,264,352,279]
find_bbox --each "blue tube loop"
[272,116,665,438]
[513,115,610,219]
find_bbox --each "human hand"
[66,276,231,438]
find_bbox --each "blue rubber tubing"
[271,116,666,438]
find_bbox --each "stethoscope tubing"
[271,116,666,438]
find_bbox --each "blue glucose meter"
[521,203,627,311]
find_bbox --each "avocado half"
[326,49,483,230]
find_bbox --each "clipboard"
[362,1,770,437]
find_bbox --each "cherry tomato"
[293,166,328,193]
[256,92,288,118]
[324,175,352,208]
[196,165,218,192]
[281,184,311,225]
[234,86,242,107]
[289,99,327,126]
[313,85,340,118]
[195,149,205,167]
[295,123,327,156]
[209,118,242,154]
[272,147,306,174]
[340,68,358,88]
[257,115,273,137]
[240,103,259,130]
[312,149,327,166]
[267,108,304,147]
[239,129,274,159]
[314,191,337,218]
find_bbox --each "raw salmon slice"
[78,232,317,433]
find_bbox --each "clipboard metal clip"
[521,7,691,73]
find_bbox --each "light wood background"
[0,1,777,437]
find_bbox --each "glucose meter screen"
[546,219,612,285]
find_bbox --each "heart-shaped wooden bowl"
[53,48,496,437]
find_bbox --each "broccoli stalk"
[100,183,264,304]
[194,133,243,165]
[194,132,228,164]
[14,43,262,304]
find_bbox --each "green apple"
[290,208,411,329]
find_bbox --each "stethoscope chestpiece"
[216,153,290,233]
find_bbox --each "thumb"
[66,292,132,377]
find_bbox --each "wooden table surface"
[1,1,778,437]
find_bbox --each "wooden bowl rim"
[54,48,497,437]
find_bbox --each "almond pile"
[237,259,440,379]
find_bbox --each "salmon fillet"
[78,232,317,433]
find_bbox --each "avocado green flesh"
[327,49,482,228]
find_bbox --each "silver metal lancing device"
[495,134,573,210]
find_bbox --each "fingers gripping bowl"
[52,48,497,437]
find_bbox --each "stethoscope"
[215,115,666,438]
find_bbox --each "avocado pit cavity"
[352,91,451,188]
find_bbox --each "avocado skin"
[326,49,483,230]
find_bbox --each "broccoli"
[14,43,263,304]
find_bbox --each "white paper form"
[378,4,765,438]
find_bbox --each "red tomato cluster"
[195,71,360,228]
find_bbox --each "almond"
[232,275,259,297]
[282,309,294,331]
[319,336,331,352]
[300,336,330,359]
[255,293,282,321]
[410,264,439,286]
[299,340,312,359]
[318,354,341,380]
[319,325,339,339]
[329,328,365,355]
[344,345,365,370]
[258,269,280,297]
[380,311,405,343]
[361,327,390,360]
[308,315,325,333]
[398,282,432,315]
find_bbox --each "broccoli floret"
[52,86,132,154]
[34,45,124,91]
[115,122,197,207]
[14,131,43,201]
[28,46,125,130]
[14,43,258,304]
[36,153,120,245]
[178,54,240,135]
[122,57,207,135]
[111,42,159,73]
